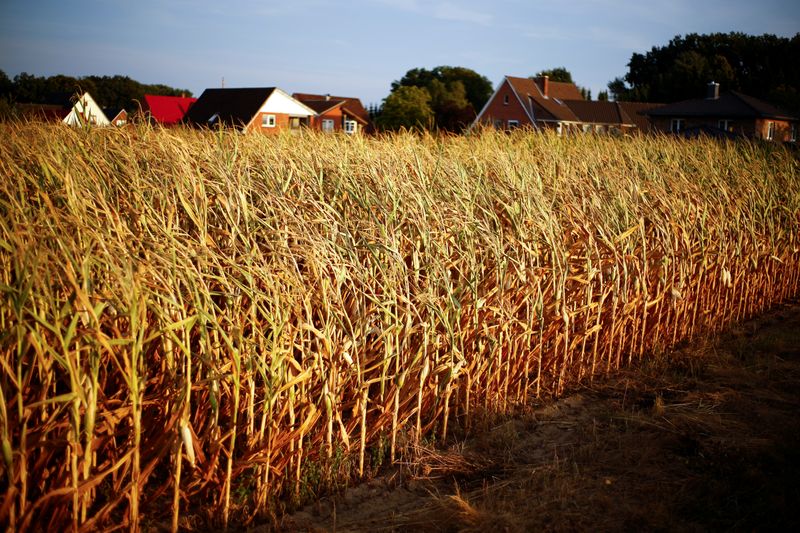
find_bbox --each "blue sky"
[1,0,798,106]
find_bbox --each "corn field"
[1,123,799,531]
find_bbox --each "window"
[322,118,334,132]
[766,121,775,140]
[718,119,733,131]
[503,94,509,105]
[507,119,519,129]
[262,114,276,128]
[671,118,684,133]
[344,120,357,134]
[116,119,125,126]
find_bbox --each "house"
[17,103,70,122]
[143,94,197,125]
[646,83,798,142]
[184,87,315,133]
[473,75,581,132]
[63,92,110,127]
[103,108,128,126]
[563,100,664,134]
[472,75,661,134]
[292,93,372,134]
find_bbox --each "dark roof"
[184,88,276,128]
[564,100,632,125]
[293,93,371,123]
[144,95,197,124]
[506,76,580,122]
[617,102,664,131]
[647,91,797,121]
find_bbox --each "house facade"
[184,88,316,134]
[292,93,372,134]
[473,76,581,131]
[63,93,110,127]
[647,83,798,143]
[472,75,661,134]
[104,108,128,126]
[143,95,197,125]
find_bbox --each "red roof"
[293,93,371,123]
[144,94,197,125]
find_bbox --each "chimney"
[536,75,550,97]
[325,94,331,101]
[706,81,720,100]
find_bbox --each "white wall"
[259,89,315,117]
[63,93,110,127]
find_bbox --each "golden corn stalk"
[1,123,798,531]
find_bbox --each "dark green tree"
[534,67,574,83]
[376,86,434,131]
[608,32,800,113]
[0,70,12,98]
[5,72,191,110]
[390,66,492,131]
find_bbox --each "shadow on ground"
[273,301,800,532]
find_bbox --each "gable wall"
[476,80,533,129]
[258,91,315,116]
[63,94,110,127]
[313,107,344,131]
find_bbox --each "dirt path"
[274,301,800,532]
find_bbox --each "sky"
[1,0,798,107]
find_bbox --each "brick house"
[293,93,372,134]
[646,83,798,143]
[103,108,128,127]
[472,75,661,134]
[184,87,315,134]
[143,94,197,125]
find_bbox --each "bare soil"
[269,301,800,532]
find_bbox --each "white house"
[63,92,111,127]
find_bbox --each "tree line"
[0,70,191,114]
[608,32,800,115]
[3,32,798,129]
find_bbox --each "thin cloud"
[375,0,492,26]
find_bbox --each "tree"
[390,66,492,131]
[376,86,434,131]
[597,90,609,102]
[608,32,800,112]
[534,67,574,83]
[0,70,12,98]
[3,72,191,111]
